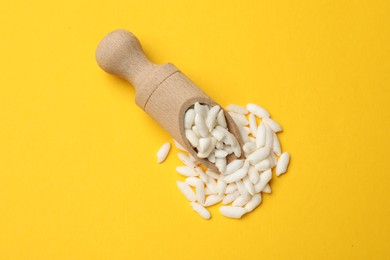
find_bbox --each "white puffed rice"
[157,142,171,163]
[276,152,290,176]
[157,102,290,219]
[220,206,248,219]
[226,104,248,115]
[190,202,211,219]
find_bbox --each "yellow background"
[0,0,389,259]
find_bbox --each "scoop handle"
[95,30,156,90]
[96,30,180,110]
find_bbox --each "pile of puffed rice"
[156,103,290,219]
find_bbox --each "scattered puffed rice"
[226,104,248,115]
[174,139,187,152]
[246,103,270,118]
[157,142,171,163]
[220,206,248,219]
[276,152,290,176]
[204,195,223,207]
[244,194,262,212]
[158,102,290,220]
[176,181,196,202]
[190,202,211,219]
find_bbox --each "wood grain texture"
[96,29,243,170]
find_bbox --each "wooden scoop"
[95,29,243,170]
